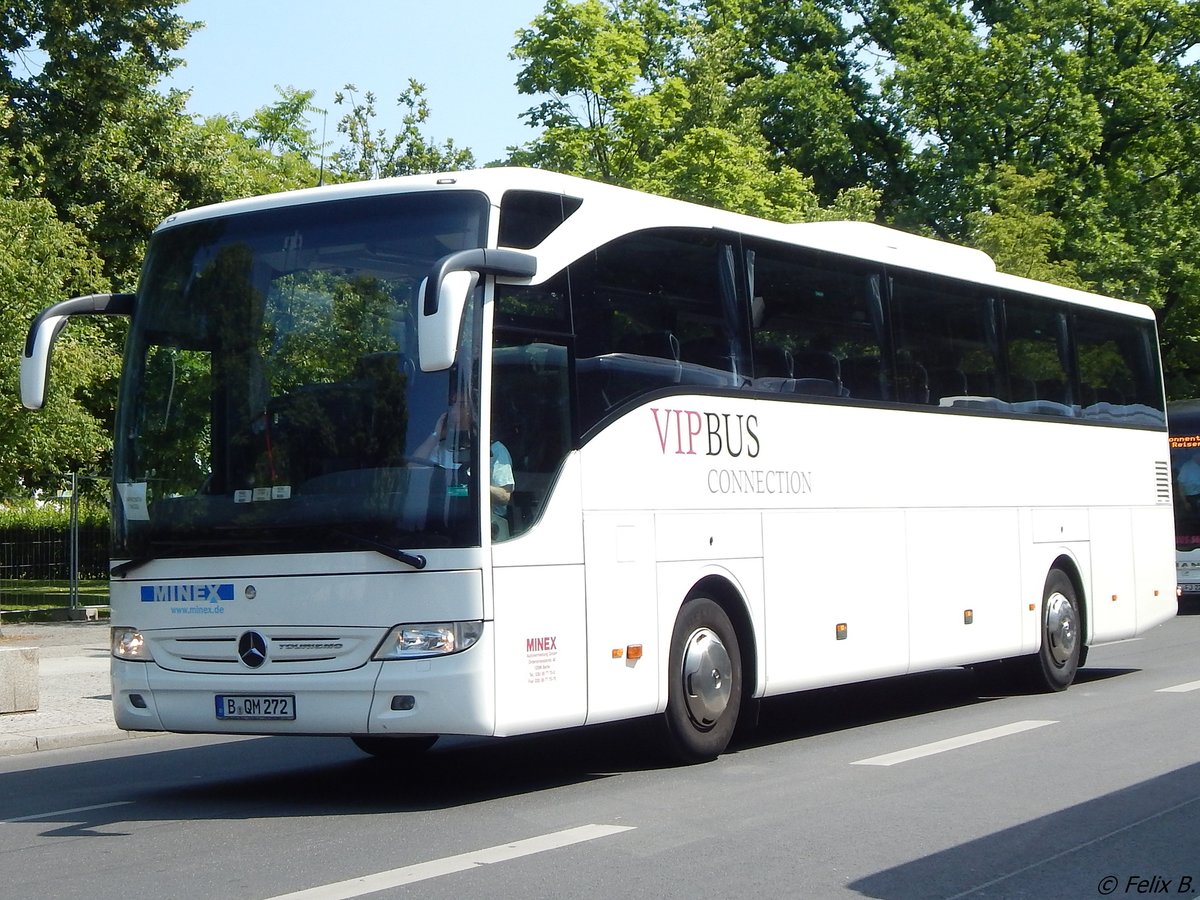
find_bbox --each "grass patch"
[0,579,109,609]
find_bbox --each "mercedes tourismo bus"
[1168,399,1200,599]
[20,168,1177,762]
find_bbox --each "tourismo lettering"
[140,583,235,604]
[651,408,760,458]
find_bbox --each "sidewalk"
[0,620,158,757]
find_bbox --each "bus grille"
[147,626,384,674]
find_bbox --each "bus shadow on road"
[849,760,1200,899]
[1072,666,1140,685]
[0,668,1147,826]
[732,661,1142,754]
[736,667,999,752]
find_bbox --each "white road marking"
[851,720,1058,767]
[2,801,134,823]
[1156,679,1200,693]
[266,823,636,899]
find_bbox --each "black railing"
[0,476,110,613]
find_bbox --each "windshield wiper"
[335,531,427,570]
[111,558,152,578]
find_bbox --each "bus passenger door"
[489,452,587,735]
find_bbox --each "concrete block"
[0,646,39,713]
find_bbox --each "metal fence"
[0,474,111,611]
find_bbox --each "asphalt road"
[3,609,1199,900]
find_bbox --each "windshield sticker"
[234,486,292,503]
[117,482,150,521]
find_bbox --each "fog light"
[390,695,416,711]
[129,694,148,709]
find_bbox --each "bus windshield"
[112,190,489,561]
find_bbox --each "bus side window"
[890,273,999,407]
[571,229,743,433]
[745,241,885,399]
[1075,310,1165,427]
[490,335,572,540]
[1004,296,1074,417]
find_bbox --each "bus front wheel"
[1021,569,1082,692]
[661,597,742,764]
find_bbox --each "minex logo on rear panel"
[140,583,235,604]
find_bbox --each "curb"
[0,723,162,758]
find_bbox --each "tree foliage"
[0,1,211,284]
[5,0,1200,499]
[332,81,475,180]
[511,0,880,222]
[856,0,1200,389]
[0,195,110,494]
[511,0,1200,394]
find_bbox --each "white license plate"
[215,694,295,720]
[1181,583,1200,593]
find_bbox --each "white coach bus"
[21,168,1177,762]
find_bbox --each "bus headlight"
[111,627,153,661]
[374,621,484,659]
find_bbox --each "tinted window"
[571,230,743,433]
[498,190,583,249]
[491,330,572,540]
[891,273,1001,406]
[1075,309,1165,425]
[746,244,885,399]
[1003,295,1074,415]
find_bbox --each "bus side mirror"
[418,249,537,372]
[20,293,135,410]
[418,270,480,372]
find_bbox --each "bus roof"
[155,166,1155,322]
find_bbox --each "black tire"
[661,597,742,763]
[351,735,437,758]
[1021,569,1082,692]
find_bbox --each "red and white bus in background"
[21,168,1177,762]
[1168,399,1200,600]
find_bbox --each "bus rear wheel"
[1020,569,1082,692]
[661,597,742,764]
[351,735,437,758]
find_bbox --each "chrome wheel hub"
[681,627,732,728]
[1045,591,1078,667]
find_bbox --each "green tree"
[700,0,908,206]
[0,1,216,285]
[966,166,1084,288]
[857,0,1200,391]
[332,81,475,180]
[0,196,111,494]
[205,86,327,197]
[236,85,322,157]
[511,0,878,221]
